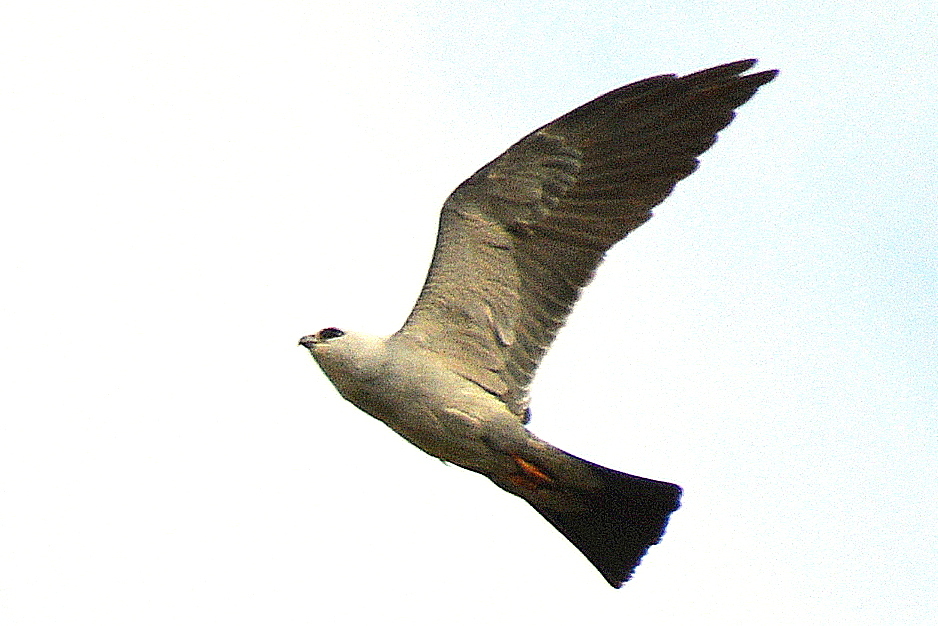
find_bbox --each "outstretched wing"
[395,59,777,419]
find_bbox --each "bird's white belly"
[343,370,521,472]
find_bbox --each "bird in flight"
[300,59,777,587]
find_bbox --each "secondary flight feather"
[300,59,777,587]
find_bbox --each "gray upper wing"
[394,59,777,420]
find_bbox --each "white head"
[298,328,389,402]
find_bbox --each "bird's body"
[312,330,527,473]
[300,59,777,587]
[307,329,681,587]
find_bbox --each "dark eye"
[318,327,345,340]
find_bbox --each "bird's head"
[298,328,388,399]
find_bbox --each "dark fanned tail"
[495,450,682,588]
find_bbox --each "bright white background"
[2,1,935,624]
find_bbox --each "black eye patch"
[318,328,345,340]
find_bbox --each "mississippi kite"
[300,59,777,587]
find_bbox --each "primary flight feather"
[300,59,777,587]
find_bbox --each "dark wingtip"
[688,58,759,78]
[679,59,779,95]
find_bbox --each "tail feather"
[499,451,682,588]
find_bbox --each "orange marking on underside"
[508,454,553,490]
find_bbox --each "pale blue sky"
[2,1,936,624]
